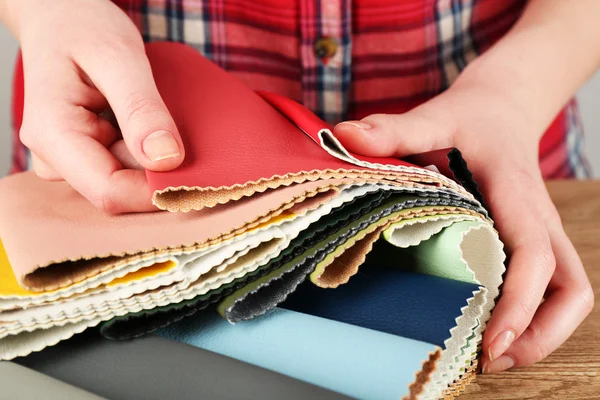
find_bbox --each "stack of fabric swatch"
[0,42,505,400]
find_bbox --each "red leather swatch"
[145,42,358,191]
[257,90,420,168]
[9,43,477,213]
[143,43,469,211]
[9,43,474,212]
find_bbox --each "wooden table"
[461,180,600,399]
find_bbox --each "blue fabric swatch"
[282,266,481,347]
[157,307,435,400]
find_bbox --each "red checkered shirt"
[9,0,592,178]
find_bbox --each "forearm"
[453,0,600,139]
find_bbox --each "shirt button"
[314,37,339,59]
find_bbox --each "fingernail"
[482,354,515,374]
[335,121,372,130]
[488,330,516,361]
[142,130,180,161]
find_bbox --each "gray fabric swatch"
[15,331,350,400]
[0,362,105,400]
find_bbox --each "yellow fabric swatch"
[244,211,296,233]
[0,239,176,297]
[107,261,175,287]
[0,239,38,296]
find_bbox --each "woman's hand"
[335,0,600,374]
[0,0,184,213]
[333,72,594,373]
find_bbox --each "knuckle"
[101,195,122,215]
[100,34,144,60]
[517,329,549,366]
[531,342,550,363]
[33,168,51,181]
[499,290,538,322]
[365,113,388,121]
[526,328,549,361]
[579,284,595,315]
[544,205,563,226]
[536,245,556,277]
[87,194,105,212]
[514,167,539,185]
[511,239,556,276]
[18,127,37,150]
[484,192,504,215]
[33,166,59,181]
[122,94,166,126]
[521,344,549,366]
[89,190,122,215]
[515,298,538,322]
[362,113,392,128]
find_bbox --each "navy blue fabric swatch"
[281,265,481,347]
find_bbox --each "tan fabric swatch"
[154,169,454,211]
[0,172,346,291]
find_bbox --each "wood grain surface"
[460,180,600,399]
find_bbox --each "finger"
[22,102,120,169]
[52,105,120,147]
[546,219,591,296]
[44,131,154,213]
[31,153,62,181]
[20,48,154,213]
[332,100,456,157]
[21,61,119,148]
[22,97,154,213]
[109,139,143,170]
[480,171,557,366]
[74,81,110,114]
[23,51,110,114]
[483,227,593,373]
[75,66,112,112]
[74,39,185,171]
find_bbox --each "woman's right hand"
[0,0,185,213]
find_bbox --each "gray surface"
[15,331,351,400]
[0,25,18,177]
[577,71,600,176]
[0,362,105,400]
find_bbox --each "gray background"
[0,25,598,177]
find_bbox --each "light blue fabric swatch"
[157,308,436,400]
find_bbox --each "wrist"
[449,56,548,143]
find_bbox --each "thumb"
[76,40,185,172]
[333,103,456,158]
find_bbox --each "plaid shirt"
[9,0,592,178]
